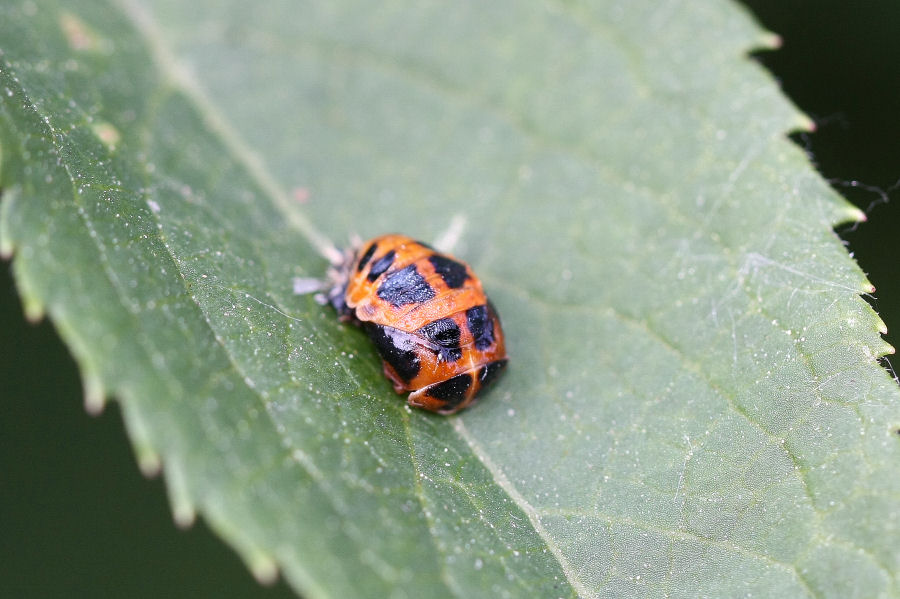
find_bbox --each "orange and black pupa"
[327,234,507,414]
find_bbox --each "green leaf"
[2,1,899,597]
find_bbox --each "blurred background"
[2,1,898,597]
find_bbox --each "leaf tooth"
[82,369,106,415]
[792,112,817,133]
[119,401,162,477]
[21,293,45,323]
[756,31,782,51]
[137,448,162,479]
[0,237,12,260]
[170,495,197,530]
[163,456,196,529]
[208,520,279,585]
[0,185,18,259]
[844,205,868,226]
[874,338,895,359]
[247,551,279,586]
[7,263,46,322]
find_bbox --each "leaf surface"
[2,1,899,597]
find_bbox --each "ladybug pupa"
[327,234,508,414]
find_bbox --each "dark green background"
[2,2,898,597]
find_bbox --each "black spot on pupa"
[426,373,472,405]
[365,323,421,382]
[478,360,507,389]
[418,318,462,362]
[466,304,495,350]
[356,243,378,272]
[377,265,436,306]
[428,255,468,289]
[366,250,396,282]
